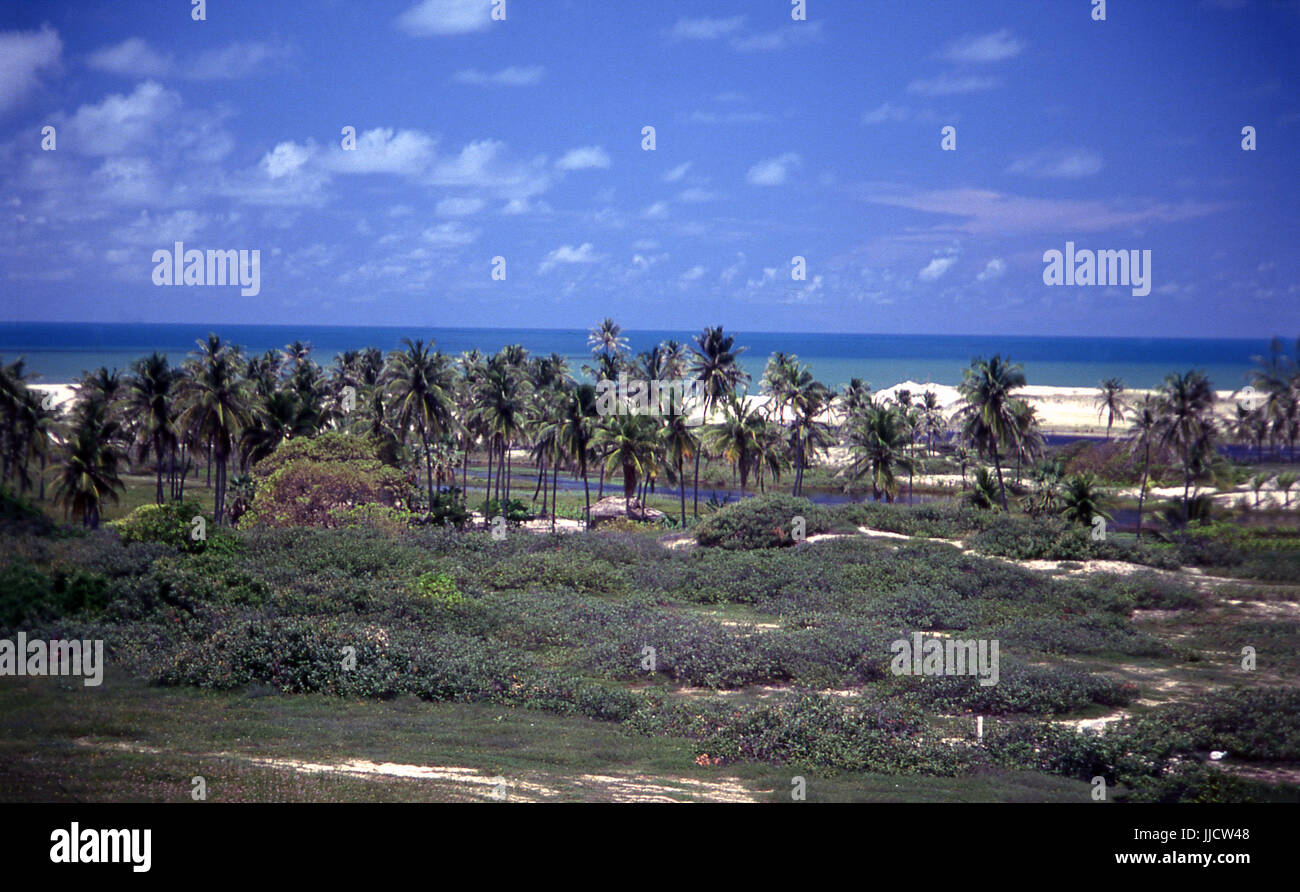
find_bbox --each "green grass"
[0,670,1089,802]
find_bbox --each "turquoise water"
[0,322,1278,390]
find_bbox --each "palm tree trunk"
[550,461,558,532]
[485,436,494,509]
[692,449,701,518]
[533,455,546,503]
[423,433,435,511]
[581,455,591,529]
[991,443,1009,511]
[678,455,686,527]
[1136,444,1150,541]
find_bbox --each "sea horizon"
[0,320,1279,391]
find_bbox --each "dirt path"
[71,738,764,803]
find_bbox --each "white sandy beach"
[32,379,1247,440]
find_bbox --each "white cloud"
[323,127,436,176]
[397,0,494,35]
[677,188,720,203]
[422,221,478,247]
[642,201,669,219]
[0,25,61,114]
[688,110,775,125]
[87,38,288,80]
[427,139,552,201]
[747,153,801,186]
[976,258,1006,281]
[87,38,170,76]
[941,30,1024,63]
[453,65,544,86]
[679,265,706,283]
[662,162,692,182]
[729,20,823,52]
[918,256,959,281]
[720,253,746,284]
[187,42,291,80]
[556,146,611,170]
[436,197,485,216]
[668,17,746,40]
[540,242,600,273]
[861,102,911,125]
[262,141,316,179]
[61,81,182,155]
[907,74,1000,96]
[1006,148,1103,179]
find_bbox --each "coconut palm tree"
[705,394,766,493]
[125,352,177,504]
[1276,472,1296,508]
[1126,394,1161,540]
[966,468,1001,511]
[551,382,598,527]
[239,389,316,469]
[594,412,658,517]
[1157,370,1218,525]
[384,339,457,511]
[587,318,630,358]
[1096,378,1127,441]
[845,402,913,503]
[1059,473,1113,527]
[176,336,253,525]
[659,410,698,527]
[955,355,1026,511]
[52,397,126,529]
[472,353,531,506]
[688,326,749,516]
[1249,473,1269,509]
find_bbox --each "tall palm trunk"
[551,461,559,533]
[692,449,701,518]
[485,436,494,509]
[990,442,1008,511]
[1136,442,1151,540]
[581,454,591,529]
[678,454,686,527]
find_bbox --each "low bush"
[695,494,834,550]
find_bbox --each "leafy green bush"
[695,494,833,549]
[112,500,221,553]
[412,570,466,608]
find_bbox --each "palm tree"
[176,336,253,525]
[1126,394,1161,540]
[1250,473,1269,509]
[845,402,913,502]
[955,355,1026,511]
[588,318,630,358]
[689,326,749,516]
[1059,473,1113,527]
[472,353,531,507]
[552,383,598,527]
[1276,472,1297,508]
[240,389,316,469]
[967,468,1002,511]
[125,352,177,504]
[659,410,698,527]
[1096,378,1127,441]
[53,397,125,529]
[705,394,766,493]
[1157,370,1218,525]
[594,413,658,516]
[384,338,457,511]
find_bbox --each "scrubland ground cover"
[2,488,1297,803]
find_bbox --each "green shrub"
[695,494,833,550]
[412,570,466,608]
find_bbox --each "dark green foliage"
[694,494,834,549]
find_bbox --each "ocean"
[0,322,1278,390]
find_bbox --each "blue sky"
[1,0,1297,337]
